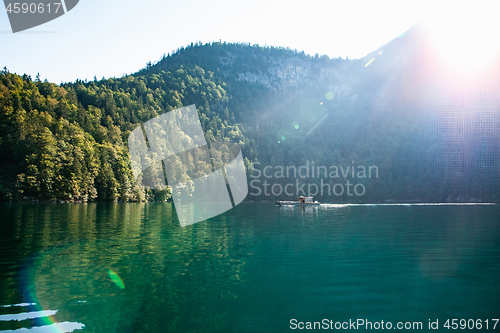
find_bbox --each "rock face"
[236,56,313,89]
[228,52,359,101]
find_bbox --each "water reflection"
[0,203,498,332]
[0,304,36,308]
[30,240,147,332]
[0,310,57,321]
[0,303,84,332]
[0,322,84,333]
[0,203,251,332]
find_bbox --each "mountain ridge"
[0,26,499,203]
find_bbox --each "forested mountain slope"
[1,26,499,203]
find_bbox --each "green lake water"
[0,203,499,332]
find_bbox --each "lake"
[0,203,499,332]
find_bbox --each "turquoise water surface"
[0,203,499,332]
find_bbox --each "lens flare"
[24,240,146,332]
[364,58,375,67]
[108,270,125,289]
[325,92,334,100]
[423,2,500,74]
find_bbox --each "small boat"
[276,196,320,206]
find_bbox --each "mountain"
[0,24,499,203]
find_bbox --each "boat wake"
[319,203,495,207]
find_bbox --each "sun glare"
[423,3,500,74]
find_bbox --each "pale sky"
[0,0,486,83]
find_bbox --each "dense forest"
[1,30,499,203]
[0,58,252,202]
